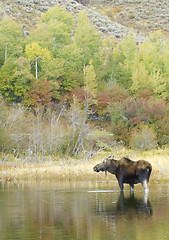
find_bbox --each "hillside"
[1,0,169,42]
[87,0,169,36]
[0,1,153,43]
[0,0,169,156]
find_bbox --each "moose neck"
[107,159,118,175]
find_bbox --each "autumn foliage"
[0,5,169,155]
[26,79,53,112]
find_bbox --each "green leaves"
[0,57,34,103]
[41,4,75,29]
[74,10,102,65]
[29,5,75,52]
[117,32,138,71]
[0,17,23,65]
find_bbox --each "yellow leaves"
[29,21,55,50]
[131,62,149,90]
[25,42,51,79]
[138,38,155,68]
[131,63,167,97]
[41,4,75,29]
[163,40,169,76]
[25,42,51,62]
[75,10,101,57]
[0,16,23,60]
[76,10,88,26]
[43,58,64,80]
[0,16,22,38]
[99,36,115,65]
[48,19,66,32]
[118,32,138,70]
[129,31,169,96]
[149,69,167,97]
[31,5,75,49]
[84,60,98,101]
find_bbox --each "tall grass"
[1,149,169,182]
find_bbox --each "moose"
[93,156,152,191]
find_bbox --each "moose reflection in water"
[93,157,152,192]
[96,191,152,219]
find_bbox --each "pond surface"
[0,181,169,240]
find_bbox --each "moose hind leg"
[142,179,149,192]
[130,184,134,192]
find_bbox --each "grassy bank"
[0,149,169,182]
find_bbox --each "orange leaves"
[26,79,53,112]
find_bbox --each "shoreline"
[0,149,169,182]
[0,158,169,183]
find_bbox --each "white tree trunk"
[35,57,38,79]
[5,42,7,61]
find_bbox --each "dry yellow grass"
[0,149,169,182]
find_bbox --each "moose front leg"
[118,179,124,191]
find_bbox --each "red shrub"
[97,85,129,115]
[26,79,53,112]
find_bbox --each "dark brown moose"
[93,157,152,191]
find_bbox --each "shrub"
[129,125,157,150]
[97,85,129,115]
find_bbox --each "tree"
[0,58,16,102]
[12,57,35,102]
[25,78,53,113]
[41,58,64,81]
[0,57,34,103]
[98,36,116,66]
[74,10,101,72]
[97,85,129,115]
[84,60,98,112]
[41,58,64,101]
[29,5,75,54]
[25,42,51,79]
[108,101,129,142]
[163,39,169,77]
[96,36,132,90]
[0,17,23,66]
[149,69,167,97]
[136,32,165,74]
[41,4,75,30]
[117,32,138,71]
[84,60,97,99]
[27,21,55,51]
[131,61,150,93]
[58,43,84,93]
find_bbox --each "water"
[0,181,169,240]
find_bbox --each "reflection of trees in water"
[0,183,162,240]
[0,183,97,240]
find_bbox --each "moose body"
[93,157,152,191]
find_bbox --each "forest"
[0,5,169,160]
